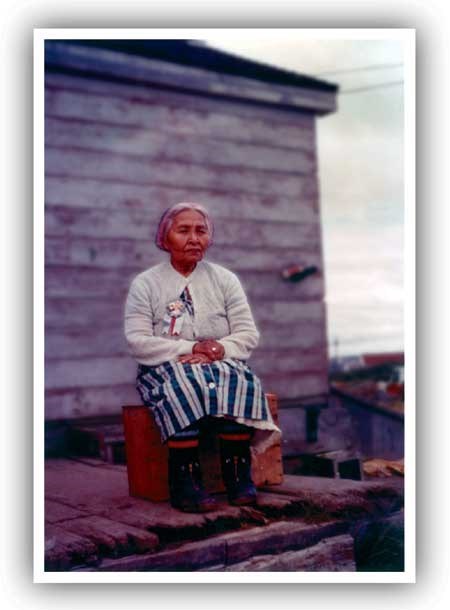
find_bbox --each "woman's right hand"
[178,353,213,364]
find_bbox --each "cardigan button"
[208,382,216,390]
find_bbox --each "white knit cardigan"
[124,260,260,367]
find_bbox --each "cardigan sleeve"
[216,271,260,360]
[124,276,195,366]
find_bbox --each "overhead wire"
[314,62,403,76]
[340,80,404,94]
[311,62,404,94]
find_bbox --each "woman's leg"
[167,423,217,513]
[217,419,257,506]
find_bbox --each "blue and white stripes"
[136,358,275,443]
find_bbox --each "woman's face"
[164,209,211,266]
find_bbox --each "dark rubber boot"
[168,444,217,513]
[220,435,257,506]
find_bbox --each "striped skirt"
[136,358,279,445]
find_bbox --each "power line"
[340,80,404,94]
[315,62,403,76]
[328,335,403,346]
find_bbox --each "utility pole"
[333,336,339,361]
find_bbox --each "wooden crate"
[122,393,283,502]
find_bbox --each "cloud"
[206,35,405,355]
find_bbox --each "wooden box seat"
[122,393,283,502]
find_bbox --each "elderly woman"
[124,202,279,513]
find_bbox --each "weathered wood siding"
[45,47,332,421]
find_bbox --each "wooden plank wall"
[45,69,329,421]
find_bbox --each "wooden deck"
[44,458,404,572]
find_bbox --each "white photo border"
[33,27,415,584]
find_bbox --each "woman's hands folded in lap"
[177,340,225,364]
[193,340,225,361]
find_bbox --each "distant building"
[362,352,404,386]
[362,352,404,367]
[329,355,365,374]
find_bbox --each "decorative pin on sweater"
[162,299,186,336]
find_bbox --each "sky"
[205,34,405,358]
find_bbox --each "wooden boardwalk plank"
[45,499,90,524]
[62,515,159,556]
[45,524,98,571]
[43,460,403,571]
[220,534,356,572]
[76,519,347,572]
[45,459,130,507]
[260,474,404,519]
